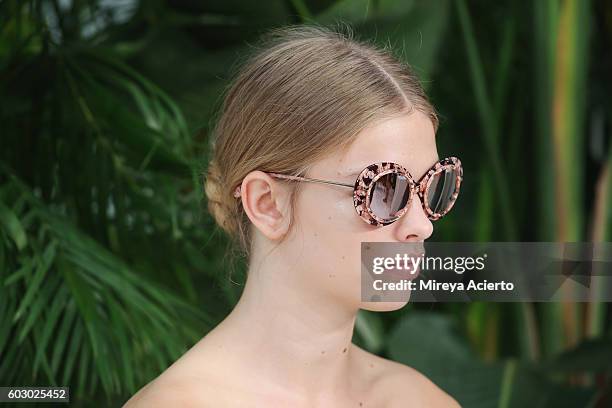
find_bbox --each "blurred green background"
[1,0,612,406]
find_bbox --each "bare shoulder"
[122,372,218,408]
[351,344,461,408]
[122,347,231,408]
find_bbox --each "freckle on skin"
[341,256,345,260]
[343,347,347,353]
[369,364,374,368]
[328,216,332,220]
[321,350,326,354]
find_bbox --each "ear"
[239,171,292,240]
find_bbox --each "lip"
[373,251,424,281]
[384,264,421,281]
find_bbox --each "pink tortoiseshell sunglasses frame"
[233,156,462,227]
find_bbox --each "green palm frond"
[0,169,209,397]
[0,2,222,402]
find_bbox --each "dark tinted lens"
[427,167,458,214]
[368,173,410,220]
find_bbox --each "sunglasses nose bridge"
[407,186,428,215]
[393,176,438,224]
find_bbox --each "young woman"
[125,24,462,407]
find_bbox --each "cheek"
[292,189,376,299]
[299,188,361,241]
[295,188,355,253]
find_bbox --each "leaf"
[316,0,373,25]
[50,300,78,376]
[77,341,91,393]
[13,240,57,321]
[388,312,474,372]
[357,0,451,82]
[3,261,33,286]
[107,298,136,393]
[16,273,58,343]
[0,292,16,357]
[354,309,384,353]
[386,312,599,407]
[62,320,84,385]
[546,338,612,373]
[33,285,69,375]
[0,201,27,250]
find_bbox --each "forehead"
[334,112,438,180]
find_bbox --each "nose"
[393,195,433,242]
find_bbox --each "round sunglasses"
[233,157,462,226]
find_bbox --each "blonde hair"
[204,24,438,259]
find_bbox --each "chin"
[360,298,410,312]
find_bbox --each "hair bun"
[204,160,237,236]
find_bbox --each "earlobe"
[240,171,291,240]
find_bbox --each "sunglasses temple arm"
[268,173,354,188]
[233,173,353,198]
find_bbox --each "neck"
[211,251,359,398]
